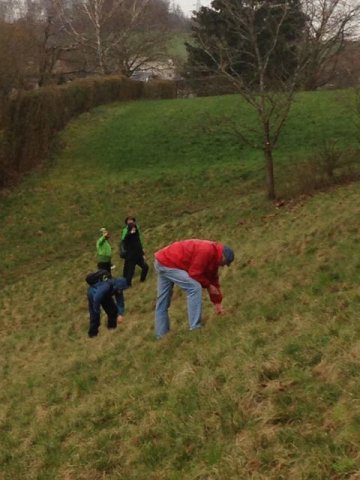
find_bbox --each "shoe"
[190,325,202,332]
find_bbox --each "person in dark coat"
[120,216,149,286]
[87,276,129,337]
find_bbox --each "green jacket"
[96,236,112,262]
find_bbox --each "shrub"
[279,145,360,198]
[141,80,178,100]
[317,141,344,180]
[177,77,237,97]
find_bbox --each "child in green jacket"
[96,227,112,273]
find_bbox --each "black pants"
[123,256,149,286]
[97,261,112,274]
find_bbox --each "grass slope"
[0,91,360,480]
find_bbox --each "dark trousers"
[97,261,112,274]
[88,290,117,337]
[123,256,149,286]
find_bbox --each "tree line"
[0,0,188,104]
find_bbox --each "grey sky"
[176,0,211,17]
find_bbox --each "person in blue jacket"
[87,276,129,338]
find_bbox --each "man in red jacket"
[154,239,234,338]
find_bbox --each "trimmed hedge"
[0,76,177,187]
[179,77,237,97]
[141,79,177,100]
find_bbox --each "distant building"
[130,59,179,82]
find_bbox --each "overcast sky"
[176,0,211,17]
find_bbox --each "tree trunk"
[94,2,105,74]
[264,143,276,200]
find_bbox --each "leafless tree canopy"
[300,0,360,89]
[0,0,187,102]
[53,0,168,75]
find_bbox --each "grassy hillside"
[1,91,360,480]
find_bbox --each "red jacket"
[155,239,223,304]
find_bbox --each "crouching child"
[86,270,129,338]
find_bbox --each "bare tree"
[301,0,360,90]
[0,0,75,91]
[0,20,37,101]
[19,0,73,86]
[188,0,360,199]
[0,0,179,99]
[54,0,171,76]
[0,0,24,21]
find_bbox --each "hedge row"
[180,76,237,97]
[0,76,177,187]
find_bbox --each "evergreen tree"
[186,0,306,86]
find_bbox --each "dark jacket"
[121,224,144,259]
[88,277,129,322]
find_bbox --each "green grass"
[1,90,360,479]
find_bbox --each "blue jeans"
[154,259,202,337]
[87,286,119,337]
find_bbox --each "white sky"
[176,0,211,17]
